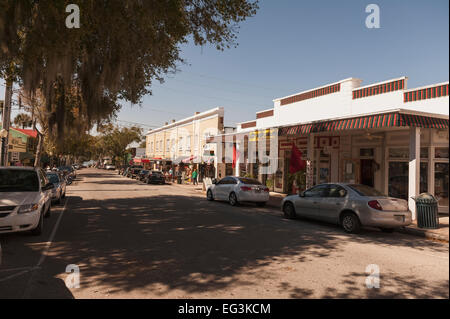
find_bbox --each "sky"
[2,0,449,131]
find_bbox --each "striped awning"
[279,112,449,136]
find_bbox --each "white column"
[408,127,421,220]
[235,141,240,177]
[306,133,315,189]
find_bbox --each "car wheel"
[229,192,238,206]
[380,228,395,233]
[207,190,214,201]
[31,211,44,236]
[283,202,296,219]
[256,202,266,207]
[341,212,361,234]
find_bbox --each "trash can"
[413,193,439,229]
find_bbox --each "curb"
[396,226,449,242]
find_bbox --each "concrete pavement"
[0,168,448,298]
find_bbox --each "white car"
[0,167,54,235]
[206,176,269,206]
[105,164,116,170]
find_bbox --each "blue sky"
[2,0,449,130]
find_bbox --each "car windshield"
[59,166,73,171]
[152,171,163,176]
[0,170,40,192]
[46,174,60,184]
[238,178,263,185]
[348,184,385,197]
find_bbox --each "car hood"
[0,192,41,206]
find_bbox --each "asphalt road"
[0,168,448,299]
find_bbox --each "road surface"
[0,168,448,298]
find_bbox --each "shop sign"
[249,128,277,142]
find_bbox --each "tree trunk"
[34,132,43,167]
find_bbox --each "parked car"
[0,167,54,235]
[206,176,269,206]
[45,172,67,204]
[58,166,76,180]
[145,171,166,184]
[127,166,143,178]
[137,170,150,182]
[105,164,116,170]
[281,183,412,234]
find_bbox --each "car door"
[38,169,51,210]
[214,177,231,200]
[315,184,348,223]
[295,185,329,218]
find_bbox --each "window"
[303,185,329,197]
[388,162,408,200]
[435,148,449,159]
[166,139,170,152]
[435,163,449,207]
[349,184,385,197]
[186,135,191,151]
[179,137,183,150]
[238,178,262,185]
[328,185,347,197]
[0,169,40,192]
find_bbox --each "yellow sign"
[249,128,277,142]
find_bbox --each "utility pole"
[0,78,12,166]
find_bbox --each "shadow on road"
[5,192,441,299]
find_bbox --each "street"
[0,168,448,299]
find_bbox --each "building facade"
[212,77,449,218]
[0,125,38,166]
[145,107,225,181]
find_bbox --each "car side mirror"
[212,178,217,184]
[299,191,305,197]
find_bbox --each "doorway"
[360,159,374,187]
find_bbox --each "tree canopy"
[0,0,258,141]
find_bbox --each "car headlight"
[18,203,39,214]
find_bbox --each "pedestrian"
[192,169,198,185]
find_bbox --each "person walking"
[192,169,198,185]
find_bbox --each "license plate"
[394,215,405,222]
[254,188,261,193]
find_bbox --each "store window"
[435,163,449,207]
[420,162,428,194]
[435,148,449,159]
[388,162,408,200]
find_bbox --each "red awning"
[279,111,449,136]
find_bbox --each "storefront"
[273,111,449,215]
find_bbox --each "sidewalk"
[397,215,449,242]
[170,182,449,242]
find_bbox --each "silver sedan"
[206,176,270,207]
[281,183,412,233]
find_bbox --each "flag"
[289,143,306,174]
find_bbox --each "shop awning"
[278,111,449,136]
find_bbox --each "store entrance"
[360,159,374,187]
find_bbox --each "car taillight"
[264,187,269,192]
[240,186,252,191]
[368,200,383,211]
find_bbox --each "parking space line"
[21,198,69,298]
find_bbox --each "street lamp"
[0,129,8,138]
